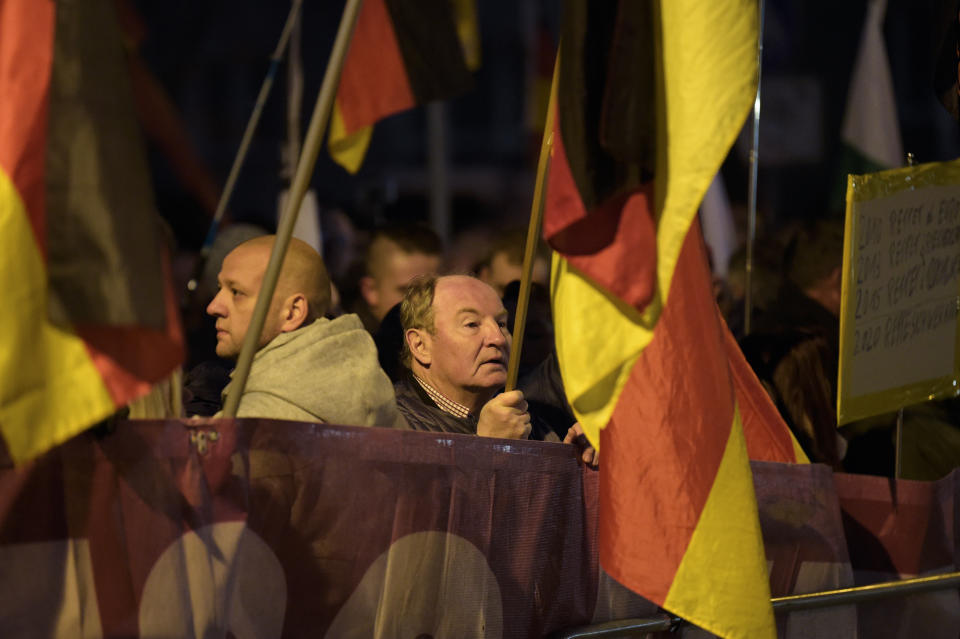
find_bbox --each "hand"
[564,422,598,467]
[477,390,532,440]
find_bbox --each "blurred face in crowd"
[479,250,548,296]
[411,276,511,409]
[363,238,441,321]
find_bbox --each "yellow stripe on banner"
[328,102,373,174]
[664,404,775,639]
[0,169,114,462]
[551,253,653,448]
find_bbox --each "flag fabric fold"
[0,0,182,463]
[328,0,476,173]
[545,0,803,637]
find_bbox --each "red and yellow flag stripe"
[546,0,805,636]
[328,0,414,173]
[328,0,475,174]
[599,225,774,637]
[1,0,182,462]
[0,2,119,461]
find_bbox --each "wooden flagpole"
[505,50,560,392]
[222,0,363,418]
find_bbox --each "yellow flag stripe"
[650,0,757,315]
[328,102,373,175]
[0,169,114,462]
[550,0,758,445]
[451,0,481,71]
[664,404,775,639]
[551,253,651,448]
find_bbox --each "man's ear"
[280,293,309,333]
[359,275,378,308]
[405,328,431,366]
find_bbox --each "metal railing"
[551,571,960,638]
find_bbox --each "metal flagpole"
[505,49,559,392]
[284,3,304,185]
[743,0,766,336]
[427,103,451,245]
[222,0,364,418]
[184,0,304,302]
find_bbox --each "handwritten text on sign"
[850,185,960,397]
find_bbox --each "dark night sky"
[132,0,960,248]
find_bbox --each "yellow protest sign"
[838,159,960,425]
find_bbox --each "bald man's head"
[245,236,332,321]
[206,235,332,358]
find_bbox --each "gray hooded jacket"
[218,314,408,429]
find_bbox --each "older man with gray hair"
[395,274,556,440]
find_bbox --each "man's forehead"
[434,277,504,313]
[225,241,266,263]
[453,306,508,321]
[219,244,268,283]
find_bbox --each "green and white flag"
[841,0,903,172]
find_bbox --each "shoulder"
[236,391,318,422]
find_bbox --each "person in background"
[475,229,548,296]
[355,224,443,333]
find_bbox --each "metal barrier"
[550,571,960,638]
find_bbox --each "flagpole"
[184,0,304,303]
[427,103,451,245]
[284,2,304,185]
[505,50,559,392]
[222,0,363,418]
[743,0,765,336]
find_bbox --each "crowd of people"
[177,217,594,465]
[168,210,958,480]
[720,218,960,479]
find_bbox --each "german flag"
[328,0,475,173]
[0,0,183,462]
[546,1,803,637]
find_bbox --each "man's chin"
[215,344,239,360]
[474,370,507,388]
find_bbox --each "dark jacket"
[394,374,560,441]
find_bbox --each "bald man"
[207,236,407,428]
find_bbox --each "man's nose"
[484,319,509,347]
[206,291,226,317]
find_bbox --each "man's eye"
[231,288,242,297]
[498,320,508,329]
[465,321,479,328]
